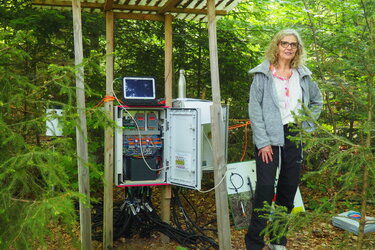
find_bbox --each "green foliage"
[1,0,374,248]
[229,0,374,247]
[0,90,80,248]
[258,203,289,244]
[0,6,111,247]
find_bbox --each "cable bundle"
[89,187,218,249]
[170,188,218,249]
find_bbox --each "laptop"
[122,77,164,106]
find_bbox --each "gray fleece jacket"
[248,60,323,149]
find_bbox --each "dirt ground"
[109,223,374,250]
[95,185,375,250]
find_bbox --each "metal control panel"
[114,106,202,190]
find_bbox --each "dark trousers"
[245,125,302,250]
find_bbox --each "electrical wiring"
[170,187,218,249]
[199,219,217,232]
[90,200,133,241]
[199,120,250,193]
[240,122,249,161]
[180,190,199,222]
[228,172,244,193]
[113,91,165,172]
[87,186,219,249]
[197,169,229,193]
[172,190,196,233]
[228,120,251,162]
[157,190,218,248]
[174,191,208,236]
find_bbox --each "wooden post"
[207,0,232,249]
[160,13,173,242]
[72,0,92,249]
[103,10,114,250]
[164,14,173,106]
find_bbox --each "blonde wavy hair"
[265,29,306,68]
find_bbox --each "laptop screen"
[123,77,156,100]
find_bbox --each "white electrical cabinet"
[114,105,202,190]
[173,98,229,171]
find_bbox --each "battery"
[125,157,158,181]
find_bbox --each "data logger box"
[114,105,204,190]
[114,100,228,190]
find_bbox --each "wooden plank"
[160,13,173,244]
[112,3,158,11]
[104,0,114,11]
[164,14,173,106]
[207,0,220,103]
[34,0,102,8]
[72,0,92,249]
[210,104,231,249]
[207,0,232,249]
[160,187,172,221]
[32,1,227,16]
[114,12,165,21]
[169,7,226,15]
[103,11,114,250]
[158,0,181,14]
[160,185,172,243]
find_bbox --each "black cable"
[247,176,255,197]
[228,172,244,193]
[200,219,217,230]
[180,189,199,222]
[171,194,184,230]
[80,186,219,249]
[170,188,219,248]
[173,189,196,233]
[113,206,133,240]
[177,192,207,235]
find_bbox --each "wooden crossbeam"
[33,0,100,8]
[31,1,227,16]
[104,0,114,11]
[169,7,226,15]
[158,0,181,14]
[114,12,165,21]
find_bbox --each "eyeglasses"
[279,41,298,49]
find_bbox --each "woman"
[245,29,323,250]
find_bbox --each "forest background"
[0,0,374,249]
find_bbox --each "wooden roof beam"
[104,0,114,11]
[114,12,165,22]
[170,7,226,15]
[32,0,101,8]
[32,1,227,16]
[158,0,181,14]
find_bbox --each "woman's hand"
[258,145,273,164]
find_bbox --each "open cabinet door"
[114,106,123,185]
[165,108,202,190]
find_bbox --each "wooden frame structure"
[32,0,238,20]
[31,0,241,249]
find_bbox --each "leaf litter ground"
[109,184,374,250]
